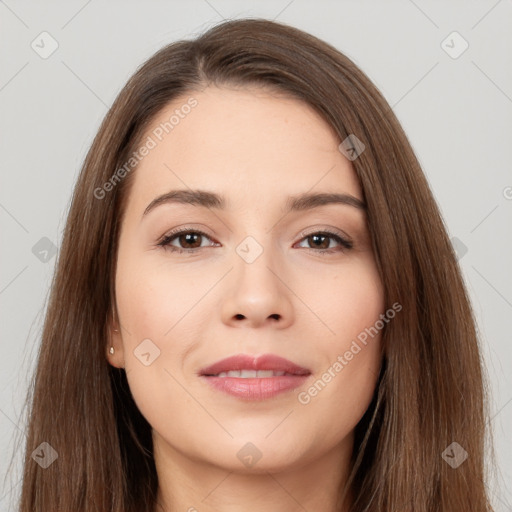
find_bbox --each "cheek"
[296,257,384,419]
[115,251,206,338]
[114,256,200,432]
[114,250,215,408]
[303,255,385,340]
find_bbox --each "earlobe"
[110,328,119,356]
[107,326,125,368]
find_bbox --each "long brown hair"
[13,18,495,511]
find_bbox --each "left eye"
[296,232,352,252]
[157,229,352,254]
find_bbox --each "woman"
[15,18,495,511]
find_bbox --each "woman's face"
[110,85,384,474]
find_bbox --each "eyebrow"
[142,189,366,217]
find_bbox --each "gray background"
[1,1,511,510]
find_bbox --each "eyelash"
[156,227,353,256]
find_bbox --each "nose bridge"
[233,231,281,295]
[220,229,294,328]
[228,197,279,266]
[230,199,296,286]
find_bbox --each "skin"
[108,85,385,512]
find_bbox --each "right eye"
[157,229,218,253]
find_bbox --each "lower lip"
[200,375,310,400]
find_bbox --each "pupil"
[181,233,201,248]
[311,234,328,249]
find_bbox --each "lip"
[199,353,311,376]
[199,353,311,401]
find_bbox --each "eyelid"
[294,227,353,254]
[297,226,352,244]
[156,225,217,247]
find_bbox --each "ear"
[106,314,126,369]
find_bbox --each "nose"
[220,248,294,329]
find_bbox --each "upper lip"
[199,353,311,376]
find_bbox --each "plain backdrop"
[1,1,511,510]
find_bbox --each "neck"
[152,432,355,512]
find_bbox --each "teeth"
[215,370,287,378]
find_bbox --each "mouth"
[199,353,311,400]
[210,369,298,378]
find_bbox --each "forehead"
[125,85,362,214]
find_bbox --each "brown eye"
[174,232,203,249]
[306,234,330,249]
[157,229,352,255]
[295,230,353,255]
[157,229,216,253]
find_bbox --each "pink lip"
[199,353,311,401]
[199,353,311,376]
